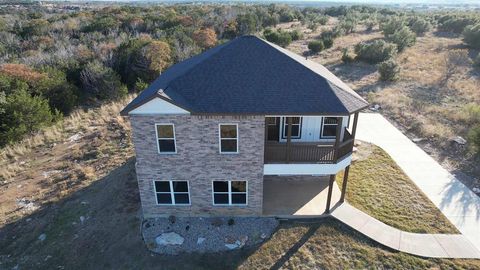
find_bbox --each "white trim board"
[263,155,351,175]
[129,97,190,115]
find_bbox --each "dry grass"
[0,95,134,225]
[337,142,458,234]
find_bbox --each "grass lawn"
[336,142,458,234]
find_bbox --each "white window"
[154,180,190,205]
[212,180,247,205]
[321,117,338,139]
[282,117,302,139]
[219,124,238,153]
[155,124,176,153]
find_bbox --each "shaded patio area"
[262,175,341,217]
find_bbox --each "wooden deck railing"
[264,129,354,164]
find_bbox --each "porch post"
[286,117,292,163]
[325,174,335,214]
[333,117,343,162]
[340,165,350,203]
[351,112,359,139]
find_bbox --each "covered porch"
[262,175,343,217]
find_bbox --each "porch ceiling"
[262,176,341,217]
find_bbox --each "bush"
[438,16,479,34]
[263,28,292,47]
[381,17,407,36]
[463,23,480,49]
[409,17,432,35]
[474,53,480,68]
[308,40,324,54]
[341,48,355,63]
[468,125,480,154]
[289,29,303,41]
[386,26,416,52]
[378,59,400,81]
[322,37,334,49]
[354,40,397,64]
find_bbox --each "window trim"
[211,180,248,206]
[281,117,302,139]
[153,180,191,206]
[155,123,177,154]
[320,117,338,139]
[218,123,239,154]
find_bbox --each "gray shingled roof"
[121,35,368,116]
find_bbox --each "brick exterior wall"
[130,114,265,218]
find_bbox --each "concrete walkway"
[353,113,480,255]
[332,203,480,258]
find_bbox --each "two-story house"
[121,35,369,218]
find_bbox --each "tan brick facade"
[130,114,265,218]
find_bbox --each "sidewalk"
[331,203,480,258]
[354,113,480,252]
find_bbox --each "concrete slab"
[434,234,480,259]
[262,176,341,217]
[399,232,448,258]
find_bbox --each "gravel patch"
[142,216,279,255]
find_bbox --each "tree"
[386,26,416,52]
[0,89,60,146]
[308,40,325,54]
[142,41,172,77]
[463,23,480,49]
[236,13,258,35]
[378,59,400,81]
[193,28,217,49]
[80,61,127,101]
[321,37,334,49]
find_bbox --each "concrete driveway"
[355,113,480,251]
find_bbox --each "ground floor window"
[154,180,190,205]
[212,180,247,205]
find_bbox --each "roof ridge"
[257,37,368,107]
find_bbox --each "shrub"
[438,16,479,34]
[468,125,480,154]
[381,17,407,36]
[463,23,480,49]
[474,53,480,68]
[308,40,324,54]
[409,17,432,35]
[354,40,397,64]
[378,59,400,81]
[386,26,416,52]
[263,28,292,47]
[322,37,334,49]
[289,29,303,41]
[341,48,355,63]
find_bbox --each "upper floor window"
[321,117,338,139]
[154,180,190,205]
[282,117,302,139]
[219,124,238,153]
[212,180,247,205]
[155,124,176,153]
